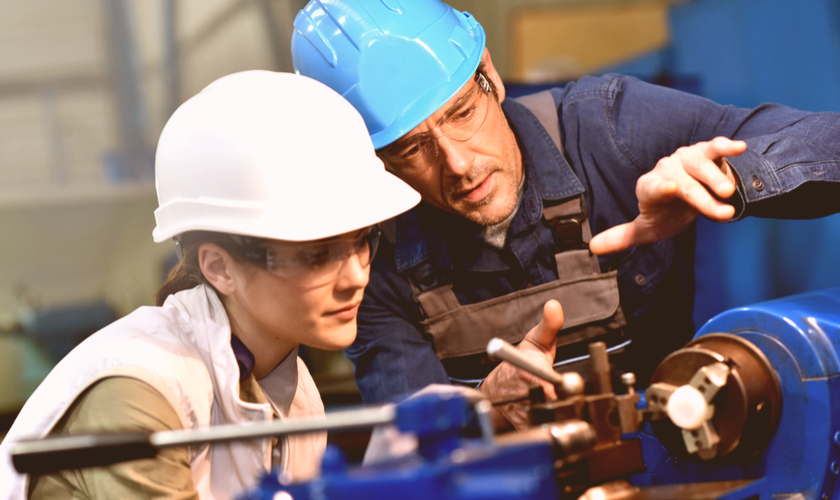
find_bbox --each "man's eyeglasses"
[230,225,381,286]
[380,72,493,172]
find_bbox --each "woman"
[0,70,420,500]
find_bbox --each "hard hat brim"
[153,167,420,243]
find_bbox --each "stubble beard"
[443,161,519,226]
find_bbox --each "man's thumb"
[527,300,564,350]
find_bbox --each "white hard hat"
[152,70,420,243]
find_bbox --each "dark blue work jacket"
[348,74,840,404]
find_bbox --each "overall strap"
[543,197,600,274]
[411,262,459,318]
[381,218,459,318]
[517,91,600,272]
[515,90,562,151]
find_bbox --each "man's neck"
[478,167,527,249]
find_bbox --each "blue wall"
[671,0,840,328]
[605,0,840,328]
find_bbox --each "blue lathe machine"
[11,287,840,500]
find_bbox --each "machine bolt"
[621,373,637,395]
[834,431,840,446]
[832,461,840,475]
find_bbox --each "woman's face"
[215,229,372,355]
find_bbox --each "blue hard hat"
[292,0,486,149]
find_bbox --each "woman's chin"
[310,324,357,351]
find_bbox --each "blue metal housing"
[239,391,559,500]
[634,286,840,499]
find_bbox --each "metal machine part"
[579,479,759,500]
[647,362,730,459]
[548,419,597,456]
[494,419,596,461]
[490,338,646,496]
[487,337,585,397]
[646,333,782,462]
[524,342,642,438]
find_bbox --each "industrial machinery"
[239,286,840,500]
[10,287,840,499]
[630,286,840,499]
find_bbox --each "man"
[291,0,840,429]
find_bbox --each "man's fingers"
[639,176,679,203]
[677,175,736,221]
[682,157,735,198]
[589,223,638,255]
[685,138,746,198]
[706,136,747,157]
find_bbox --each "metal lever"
[12,406,395,474]
[487,337,584,397]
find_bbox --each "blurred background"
[1,0,839,443]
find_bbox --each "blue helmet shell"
[292,0,486,149]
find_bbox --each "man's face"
[379,53,523,226]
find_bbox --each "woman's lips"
[325,303,360,321]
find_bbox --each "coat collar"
[168,285,299,417]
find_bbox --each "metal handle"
[12,405,395,474]
[11,432,156,475]
[487,338,584,396]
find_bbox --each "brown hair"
[155,231,254,306]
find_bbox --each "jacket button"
[635,274,646,286]
[752,176,765,192]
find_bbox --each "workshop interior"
[2,0,840,498]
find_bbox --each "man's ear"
[198,243,237,296]
[481,48,505,103]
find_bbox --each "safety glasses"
[380,72,493,172]
[232,225,381,286]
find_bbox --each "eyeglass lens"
[264,226,380,284]
[386,74,492,170]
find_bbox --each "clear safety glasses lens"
[384,73,493,171]
[263,225,380,284]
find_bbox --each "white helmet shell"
[153,70,420,243]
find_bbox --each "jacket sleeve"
[601,74,840,220]
[346,242,451,404]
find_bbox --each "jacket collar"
[170,285,299,417]
[392,95,584,274]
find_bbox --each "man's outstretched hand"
[479,300,564,431]
[590,137,746,255]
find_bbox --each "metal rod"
[589,342,612,394]
[12,405,397,474]
[487,338,584,396]
[151,405,396,448]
